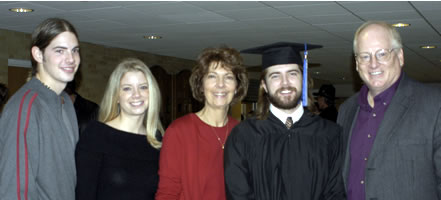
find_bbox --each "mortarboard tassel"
[302,43,308,107]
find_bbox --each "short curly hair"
[189,46,248,106]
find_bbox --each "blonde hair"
[353,21,403,52]
[99,58,164,149]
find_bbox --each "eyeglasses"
[355,48,397,64]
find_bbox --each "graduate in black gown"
[224,42,346,200]
[314,84,338,122]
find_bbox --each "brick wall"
[0,28,196,104]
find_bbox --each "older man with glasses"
[337,20,441,200]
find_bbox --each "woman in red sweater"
[156,46,248,200]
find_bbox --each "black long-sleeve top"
[75,121,159,200]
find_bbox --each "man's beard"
[267,86,301,110]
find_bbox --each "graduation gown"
[319,105,338,122]
[224,111,345,200]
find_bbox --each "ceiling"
[1,1,441,85]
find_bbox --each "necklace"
[209,119,229,150]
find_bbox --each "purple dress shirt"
[347,74,402,200]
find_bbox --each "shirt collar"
[270,102,304,125]
[358,71,402,109]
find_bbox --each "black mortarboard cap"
[241,42,322,70]
[313,84,336,100]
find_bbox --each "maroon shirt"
[347,74,402,200]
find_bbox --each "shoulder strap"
[16,89,38,200]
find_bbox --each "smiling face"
[263,64,302,112]
[32,31,80,94]
[202,63,237,110]
[118,71,149,118]
[355,24,404,97]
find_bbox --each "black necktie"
[285,117,293,129]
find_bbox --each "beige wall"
[0,28,196,104]
[0,29,32,84]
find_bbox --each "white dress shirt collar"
[270,102,304,126]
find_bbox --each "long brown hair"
[255,68,315,120]
[30,18,78,76]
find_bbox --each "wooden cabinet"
[151,67,203,129]
[150,65,172,128]
[174,69,203,119]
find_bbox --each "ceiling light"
[144,35,162,40]
[313,71,320,75]
[420,45,436,49]
[392,23,410,28]
[9,8,34,13]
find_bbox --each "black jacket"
[320,106,338,122]
[73,93,99,134]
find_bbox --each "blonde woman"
[76,58,164,200]
[156,46,248,200]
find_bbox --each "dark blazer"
[319,105,338,122]
[73,93,99,134]
[337,73,441,200]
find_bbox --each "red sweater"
[156,113,239,200]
